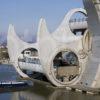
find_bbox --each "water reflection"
[11,87,100,100]
[0,65,100,100]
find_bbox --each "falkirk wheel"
[7,0,100,90]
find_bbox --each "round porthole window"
[52,50,81,84]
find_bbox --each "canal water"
[0,64,100,100]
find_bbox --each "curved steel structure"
[82,0,100,88]
[7,0,100,91]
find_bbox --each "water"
[0,64,100,100]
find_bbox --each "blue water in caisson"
[0,64,100,100]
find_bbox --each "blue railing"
[69,18,87,23]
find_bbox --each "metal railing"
[69,18,87,23]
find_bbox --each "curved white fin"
[52,8,87,42]
[37,18,50,42]
[7,24,38,78]
[7,24,37,62]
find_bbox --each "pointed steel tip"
[8,24,16,36]
[8,24,13,29]
[39,18,46,25]
[38,18,48,32]
[37,18,50,42]
[8,24,14,31]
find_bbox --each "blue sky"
[0,0,83,42]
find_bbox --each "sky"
[0,0,83,42]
